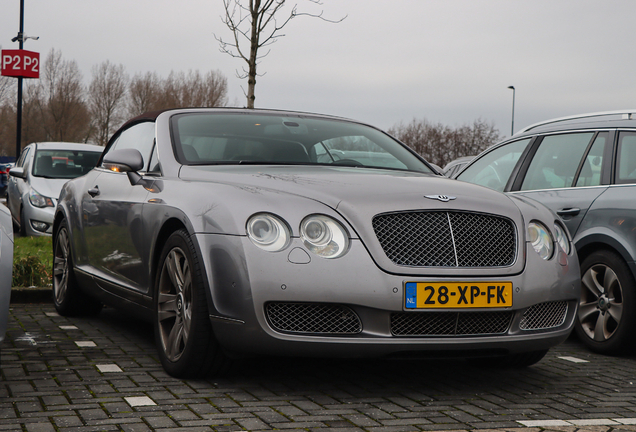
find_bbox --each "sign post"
[1,0,39,159]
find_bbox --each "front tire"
[154,229,229,378]
[575,250,636,354]
[52,219,102,316]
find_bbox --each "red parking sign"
[1,49,39,78]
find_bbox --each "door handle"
[557,207,580,217]
[88,186,100,197]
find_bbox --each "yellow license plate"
[404,282,513,309]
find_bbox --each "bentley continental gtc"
[53,108,580,377]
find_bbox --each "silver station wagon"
[53,108,580,377]
[456,110,636,355]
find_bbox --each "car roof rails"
[518,110,636,134]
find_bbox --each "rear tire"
[52,219,102,316]
[575,250,636,354]
[154,229,229,378]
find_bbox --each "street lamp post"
[15,0,25,159]
[507,86,515,136]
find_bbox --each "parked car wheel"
[52,220,102,316]
[154,229,228,378]
[575,250,636,354]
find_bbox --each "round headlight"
[246,213,290,252]
[554,223,570,255]
[527,221,554,260]
[300,215,349,259]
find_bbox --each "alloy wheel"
[157,247,193,362]
[578,263,623,342]
[53,228,71,304]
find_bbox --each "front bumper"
[23,202,55,236]
[196,234,580,358]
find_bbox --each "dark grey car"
[53,108,579,378]
[456,110,636,355]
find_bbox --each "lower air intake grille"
[520,301,568,330]
[266,302,362,335]
[391,311,513,336]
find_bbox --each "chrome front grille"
[372,211,517,267]
[520,301,568,330]
[266,302,362,335]
[391,311,513,336]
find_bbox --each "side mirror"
[102,148,148,187]
[9,167,25,179]
[102,148,144,173]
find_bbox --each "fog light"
[31,220,49,232]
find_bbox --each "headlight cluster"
[29,189,54,208]
[527,221,571,260]
[247,213,349,259]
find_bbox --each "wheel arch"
[575,233,636,281]
[149,218,220,318]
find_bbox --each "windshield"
[32,149,102,179]
[170,113,433,173]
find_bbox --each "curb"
[10,286,53,303]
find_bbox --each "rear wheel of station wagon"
[575,250,636,354]
[154,229,229,378]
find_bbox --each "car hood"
[28,176,70,200]
[179,165,521,217]
[179,165,529,276]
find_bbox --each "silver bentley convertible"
[53,108,580,377]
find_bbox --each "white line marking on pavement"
[517,418,636,427]
[125,396,156,407]
[557,356,589,363]
[518,420,571,427]
[75,341,96,347]
[96,364,122,373]
[59,325,78,330]
[569,419,620,426]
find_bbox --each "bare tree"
[28,49,90,143]
[216,0,344,108]
[127,70,228,117]
[127,71,162,117]
[0,75,17,155]
[0,76,15,107]
[88,61,128,146]
[389,118,501,168]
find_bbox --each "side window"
[575,132,607,187]
[520,132,594,191]
[105,122,156,171]
[456,138,531,192]
[616,132,636,184]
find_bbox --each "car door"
[509,131,610,238]
[82,122,156,293]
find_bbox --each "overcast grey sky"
[1,0,634,138]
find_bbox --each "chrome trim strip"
[209,314,245,325]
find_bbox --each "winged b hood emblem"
[425,194,457,202]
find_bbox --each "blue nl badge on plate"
[405,282,417,309]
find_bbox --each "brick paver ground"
[2,302,636,431]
